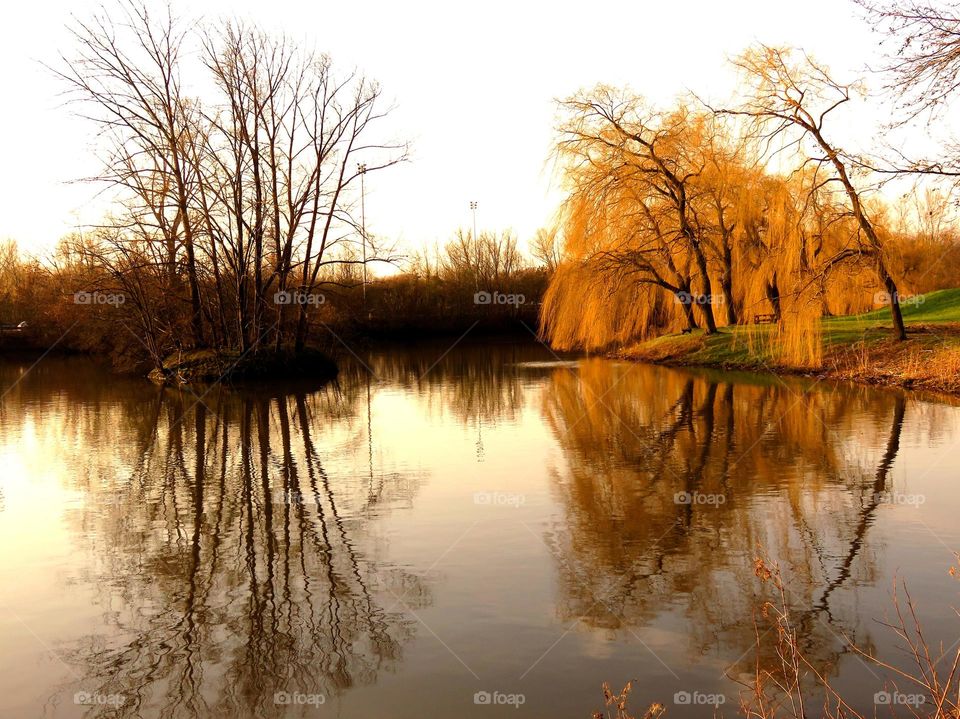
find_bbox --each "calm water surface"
[1,340,959,718]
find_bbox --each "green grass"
[827,288,960,326]
[622,288,960,372]
[622,325,777,368]
[822,288,960,349]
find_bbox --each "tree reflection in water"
[1,349,953,718]
[52,376,427,718]
[540,360,919,686]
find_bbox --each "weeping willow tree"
[541,81,900,366]
[722,45,910,341]
[542,89,783,351]
[543,93,708,349]
[542,266,671,351]
[735,162,904,366]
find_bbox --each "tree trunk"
[237,274,250,352]
[720,244,738,325]
[812,126,906,341]
[698,295,718,333]
[677,282,699,331]
[765,276,781,321]
[883,273,908,341]
[681,299,699,331]
[720,273,737,325]
[693,253,718,334]
[294,305,308,353]
[183,235,205,347]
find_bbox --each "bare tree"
[441,229,524,288]
[57,1,206,346]
[530,227,563,273]
[291,76,405,350]
[852,0,960,196]
[856,0,960,121]
[58,1,406,361]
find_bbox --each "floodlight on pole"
[469,201,478,290]
[358,163,367,306]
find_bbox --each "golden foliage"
[541,77,932,365]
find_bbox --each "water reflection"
[359,339,552,424]
[3,361,425,718]
[540,360,933,687]
[1,348,958,718]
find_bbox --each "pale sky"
[0,0,887,260]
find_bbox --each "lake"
[1,339,958,718]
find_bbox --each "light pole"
[469,201,478,290]
[358,163,367,307]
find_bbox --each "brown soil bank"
[148,347,338,385]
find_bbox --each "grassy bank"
[619,288,960,395]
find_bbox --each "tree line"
[0,222,550,363]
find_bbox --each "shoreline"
[615,324,960,400]
[146,347,339,385]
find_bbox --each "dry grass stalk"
[593,554,960,718]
